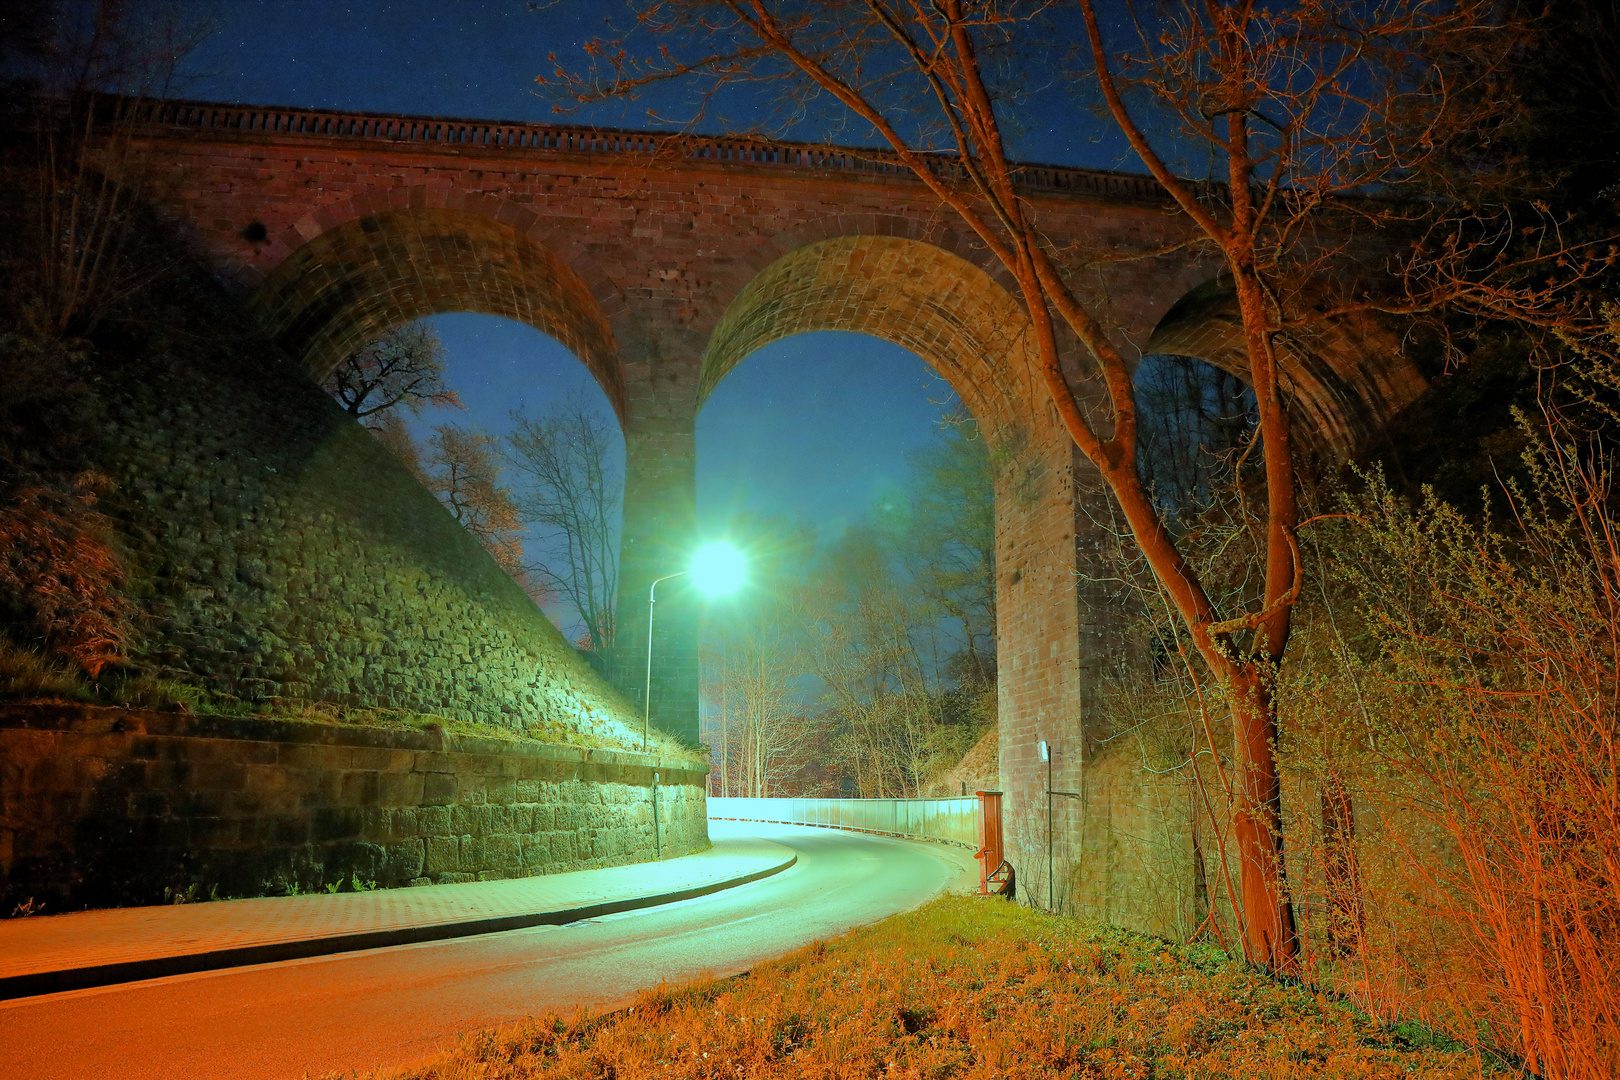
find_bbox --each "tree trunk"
[1230,667,1300,974]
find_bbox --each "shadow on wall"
[0,704,709,913]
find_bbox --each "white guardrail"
[709,796,979,849]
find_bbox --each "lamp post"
[643,541,745,751]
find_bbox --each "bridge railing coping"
[131,97,1172,200]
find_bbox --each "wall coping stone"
[0,702,709,780]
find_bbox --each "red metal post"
[975,790,1013,896]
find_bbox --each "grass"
[366,895,1490,1080]
[0,643,206,709]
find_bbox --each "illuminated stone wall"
[90,323,638,740]
[0,704,708,912]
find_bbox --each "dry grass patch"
[376,895,1488,1080]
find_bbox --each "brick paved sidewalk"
[0,831,795,1000]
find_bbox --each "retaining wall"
[0,704,708,913]
[709,796,979,849]
[0,301,641,739]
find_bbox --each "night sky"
[171,0,1125,631]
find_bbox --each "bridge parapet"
[117,96,1172,201]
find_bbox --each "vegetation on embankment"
[374,895,1486,1080]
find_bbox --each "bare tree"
[705,604,816,797]
[886,410,996,683]
[421,424,527,584]
[810,525,946,797]
[5,1,213,338]
[549,0,1612,972]
[323,323,462,419]
[504,396,621,654]
[699,517,819,795]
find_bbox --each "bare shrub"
[0,473,133,678]
[1305,436,1620,1079]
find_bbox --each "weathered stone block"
[423,835,459,874]
[421,772,456,805]
[383,840,425,882]
[451,804,489,837]
[313,807,362,842]
[234,741,279,766]
[359,808,392,843]
[415,752,454,774]
[377,771,422,807]
[191,816,240,848]
[265,814,309,845]
[483,833,521,871]
[415,805,451,835]
[339,770,381,807]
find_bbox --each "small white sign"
[1038,740,1049,762]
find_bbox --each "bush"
[0,473,133,678]
[1300,435,1620,1080]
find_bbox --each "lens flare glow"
[689,541,746,597]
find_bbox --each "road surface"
[0,821,972,1080]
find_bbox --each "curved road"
[0,822,974,1080]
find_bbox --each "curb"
[0,849,796,1002]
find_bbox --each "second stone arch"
[620,230,1110,844]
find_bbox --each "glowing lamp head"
[689,541,746,598]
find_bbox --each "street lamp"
[643,540,746,751]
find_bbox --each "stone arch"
[1144,278,1427,457]
[699,234,1046,445]
[695,235,1098,840]
[693,215,1019,341]
[251,202,625,417]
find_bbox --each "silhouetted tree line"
[701,413,997,800]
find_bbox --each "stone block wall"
[63,305,644,744]
[0,704,708,913]
[1060,744,1200,941]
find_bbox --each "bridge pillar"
[991,419,1138,917]
[614,341,702,746]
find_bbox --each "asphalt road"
[0,822,974,1080]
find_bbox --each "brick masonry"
[0,704,708,913]
[100,101,1435,933]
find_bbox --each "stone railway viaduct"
[121,99,1428,909]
